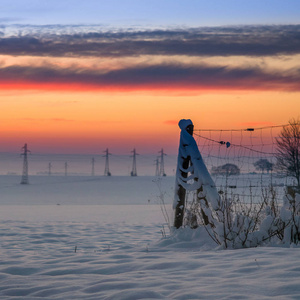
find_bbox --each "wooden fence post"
[174,120,194,229]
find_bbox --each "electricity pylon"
[159,148,167,176]
[130,148,138,176]
[65,162,68,176]
[103,148,111,176]
[91,157,95,176]
[20,143,30,184]
[155,157,160,176]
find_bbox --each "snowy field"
[1,175,300,299]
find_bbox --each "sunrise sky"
[1,0,300,154]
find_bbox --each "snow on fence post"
[173,119,220,230]
[173,119,194,229]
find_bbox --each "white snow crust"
[0,175,300,299]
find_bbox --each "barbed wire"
[194,132,277,155]
[194,124,289,132]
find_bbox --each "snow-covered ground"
[1,175,300,299]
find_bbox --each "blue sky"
[1,0,300,27]
[0,0,299,154]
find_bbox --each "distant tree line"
[211,163,240,176]
[253,159,273,173]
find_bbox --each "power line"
[20,143,30,184]
[103,148,112,176]
[158,148,167,177]
[130,148,139,176]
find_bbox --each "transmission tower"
[159,148,167,176]
[64,162,68,176]
[20,143,30,184]
[155,157,160,176]
[91,157,95,176]
[103,148,112,176]
[130,148,138,176]
[48,162,52,176]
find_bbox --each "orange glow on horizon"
[0,79,298,94]
[1,81,299,154]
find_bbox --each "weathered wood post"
[173,119,194,229]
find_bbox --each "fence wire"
[193,124,295,203]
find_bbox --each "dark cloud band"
[0,63,299,91]
[1,24,300,57]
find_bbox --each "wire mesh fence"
[193,124,296,204]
